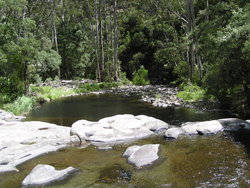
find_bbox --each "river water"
[1,94,250,187]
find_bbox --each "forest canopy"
[0,0,250,116]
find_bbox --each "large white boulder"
[0,121,70,173]
[22,164,76,186]
[182,120,223,135]
[135,115,169,131]
[123,144,160,168]
[70,114,168,143]
[196,120,223,135]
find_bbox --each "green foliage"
[75,82,119,93]
[4,96,35,115]
[177,84,206,102]
[119,72,132,85]
[30,85,75,102]
[173,61,189,84]
[0,94,12,105]
[132,66,150,85]
[119,5,184,84]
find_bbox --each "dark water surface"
[26,93,233,126]
[1,93,250,187]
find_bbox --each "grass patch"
[75,82,119,94]
[30,85,76,102]
[1,81,121,115]
[3,96,35,115]
[177,84,206,102]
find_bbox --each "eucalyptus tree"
[0,0,61,95]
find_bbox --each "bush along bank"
[0,80,122,116]
[0,80,220,116]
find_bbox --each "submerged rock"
[70,114,168,143]
[98,164,131,184]
[22,164,76,186]
[123,144,160,168]
[0,121,70,173]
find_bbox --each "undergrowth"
[3,96,35,115]
[177,84,206,102]
[1,82,121,115]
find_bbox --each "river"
[1,93,250,187]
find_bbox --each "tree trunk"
[99,0,105,81]
[51,0,60,78]
[24,61,29,95]
[104,0,110,78]
[113,0,119,81]
[95,0,101,82]
[186,0,195,82]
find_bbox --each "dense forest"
[0,0,250,117]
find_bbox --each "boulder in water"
[22,164,76,186]
[0,121,70,173]
[123,144,160,168]
[165,127,185,139]
[165,120,224,139]
[70,114,168,143]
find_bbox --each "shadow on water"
[226,130,250,157]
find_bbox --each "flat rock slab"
[70,114,168,143]
[22,164,76,186]
[123,144,160,168]
[0,121,70,173]
[165,120,224,139]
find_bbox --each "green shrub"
[75,82,119,94]
[4,96,35,115]
[132,66,150,85]
[30,85,75,101]
[177,84,206,102]
[0,94,12,104]
[119,72,132,85]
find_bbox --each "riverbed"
[1,93,250,187]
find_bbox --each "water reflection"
[26,93,232,126]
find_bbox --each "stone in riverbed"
[165,127,185,139]
[123,144,160,168]
[70,114,168,143]
[165,120,224,139]
[0,121,70,173]
[0,109,25,122]
[196,120,223,135]
[98,164,131,184]
[123,145,141,157]
[22,164,77,186]
[181,120,223,135]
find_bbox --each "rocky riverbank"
[107,85,219,110]
[1,110,250,186]
[31,80,219,111]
